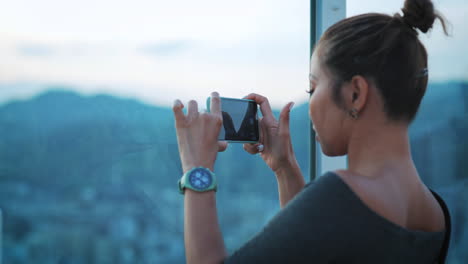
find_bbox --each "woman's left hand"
[173,92,228,174]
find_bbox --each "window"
[5,1,463,263]
[311,0,347,177]
[0,1,310,263]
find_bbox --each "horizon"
[1,80,466,110]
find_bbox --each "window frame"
[309,0,347,181]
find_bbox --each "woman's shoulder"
[293,171,363,212]
[303,170,348,189]
[296,170,446,240]
[331,169,446,233]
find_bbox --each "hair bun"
[401,0,436,33]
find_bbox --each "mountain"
[0,88,311,263]
[0,82,467,263]
[409,81,468,187]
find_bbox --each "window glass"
[347,0,468,262]
[314,0,347,176]
[0,1,309,263]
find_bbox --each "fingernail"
[257,144,264,152]
[211,91,219,97]
[289,102,295,111]
[174,99,183,107]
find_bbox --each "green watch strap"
[178,167,217,194]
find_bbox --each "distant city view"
[0,81,466,263]
[1,0,467,263]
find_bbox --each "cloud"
[139,40,192,57]
[2,0,467,109]
[17,43,55,57]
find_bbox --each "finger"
[218,141,228,152]
[278,102,294,136]
[258,116,264,142]
[172,99,186,124]
[243,143,260,155]
[243,93,275,120]
[187,100,199,120]
[210,92,222,117]
[257,144,264,152]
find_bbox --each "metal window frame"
[309,0,347,181]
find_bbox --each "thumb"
[278,102,294,135]
[218,141,228,152]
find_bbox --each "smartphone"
[206,97,259,143]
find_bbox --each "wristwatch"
[178,167,217,194]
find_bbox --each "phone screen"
[217,98,259,142]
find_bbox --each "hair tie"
[392,13,417,33]
[416,68,428,78]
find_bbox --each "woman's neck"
[346,122,417,179]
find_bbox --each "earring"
[349,108,359,120]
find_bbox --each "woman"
[172,0,451,263]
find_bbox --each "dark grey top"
[223,171,448,264]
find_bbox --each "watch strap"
[178,167,217,194]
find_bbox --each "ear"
[344,75,369,112]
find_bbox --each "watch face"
[189,168,213,191]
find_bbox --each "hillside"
[0,82,467,263]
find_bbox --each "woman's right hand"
[242,93,298,173]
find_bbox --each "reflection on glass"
[219,99,259,142]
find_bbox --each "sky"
[0,0,466,108]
